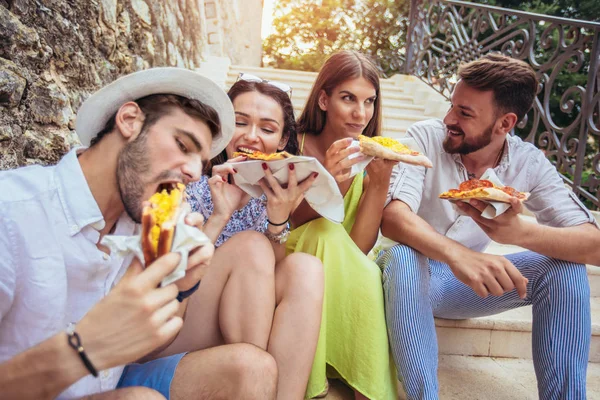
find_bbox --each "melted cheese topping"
[148,183,184,251]
[360,135,412,153]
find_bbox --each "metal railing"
[403,0,600,209]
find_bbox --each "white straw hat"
[75,67,234,158]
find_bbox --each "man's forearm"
[381,201,467,265]
[0,333,88,399]
[515,222,600,266]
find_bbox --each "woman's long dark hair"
[208,79,298,173]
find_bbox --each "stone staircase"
[206,62,600,399]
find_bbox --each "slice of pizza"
[439,179,529,203]
[358,135,433,168]
[232,147,293,161]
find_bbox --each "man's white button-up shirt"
[0,149,136,399]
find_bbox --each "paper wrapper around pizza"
[452,169,516,219]
[229,156,345,223]
[349,137,428,178]
[100,203,213,287]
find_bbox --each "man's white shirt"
[0,149,137,399]
[386,119,597,252]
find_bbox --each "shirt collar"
[55,148,105,236]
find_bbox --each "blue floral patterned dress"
[186,175,268,247]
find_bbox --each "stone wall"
[0,0,262,170]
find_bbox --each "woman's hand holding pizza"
[456,197,528,245]
[259,162,318,225]
[323,137,368,183]
[365,157,398,190]
[208,156,250,220]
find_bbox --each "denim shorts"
[116,352,187,399]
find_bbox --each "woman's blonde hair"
[297,50,382,138]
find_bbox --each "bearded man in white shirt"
[379,54,599,400]
[0,68,279,400]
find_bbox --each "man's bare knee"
[82,387,165,400]
[229,343,278,400]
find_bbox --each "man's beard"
[443,122,494,155]
[116,133,151,223]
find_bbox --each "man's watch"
[264,221,291,244]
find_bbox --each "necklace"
[466,141,506,180]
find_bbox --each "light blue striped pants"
[377,245,591,400]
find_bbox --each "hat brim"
[75,67,234,159]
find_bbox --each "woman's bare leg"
[159,231,276,355]
[269,253,324,400]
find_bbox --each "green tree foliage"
[482,0,599,22]
[263,0,409,73]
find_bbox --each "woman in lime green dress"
[288,50,398,400]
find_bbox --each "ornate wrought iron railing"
[403,0,600,209]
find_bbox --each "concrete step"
[225,75,404,94]
[433,216,600,363]
[435,297,599,363]
[322,355,600,399]
[227,66,407,90]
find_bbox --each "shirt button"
[101,370,110,379]
[102,253,110,261]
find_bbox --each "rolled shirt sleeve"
[526,151,598,228]
[385,121,433,212]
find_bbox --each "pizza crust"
[439,187,530,203]
[358,137,433,168]
[232,150,292,161]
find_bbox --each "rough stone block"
[131,0,151,25]
[0,6,38,48]
[0,69,26,108]
[0,125,12,141]
[29,83,73,126]
[100,0,118,26]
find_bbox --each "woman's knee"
[277,253,324,302]
[223,231,275,276]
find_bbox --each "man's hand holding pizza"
[175,212,215,292]
[456,197,528,246]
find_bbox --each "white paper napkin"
[453,169,513,219]
[228,156,345,223]
[348,136,428,178]
[100,203,212,287]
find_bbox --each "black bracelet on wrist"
[267,216,290,227]
[66,324,98,378]
[177,280,201,302]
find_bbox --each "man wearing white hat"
[0,68,278,399]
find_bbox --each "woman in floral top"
[185,77,323,400]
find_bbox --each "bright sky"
[262,0,276,38]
